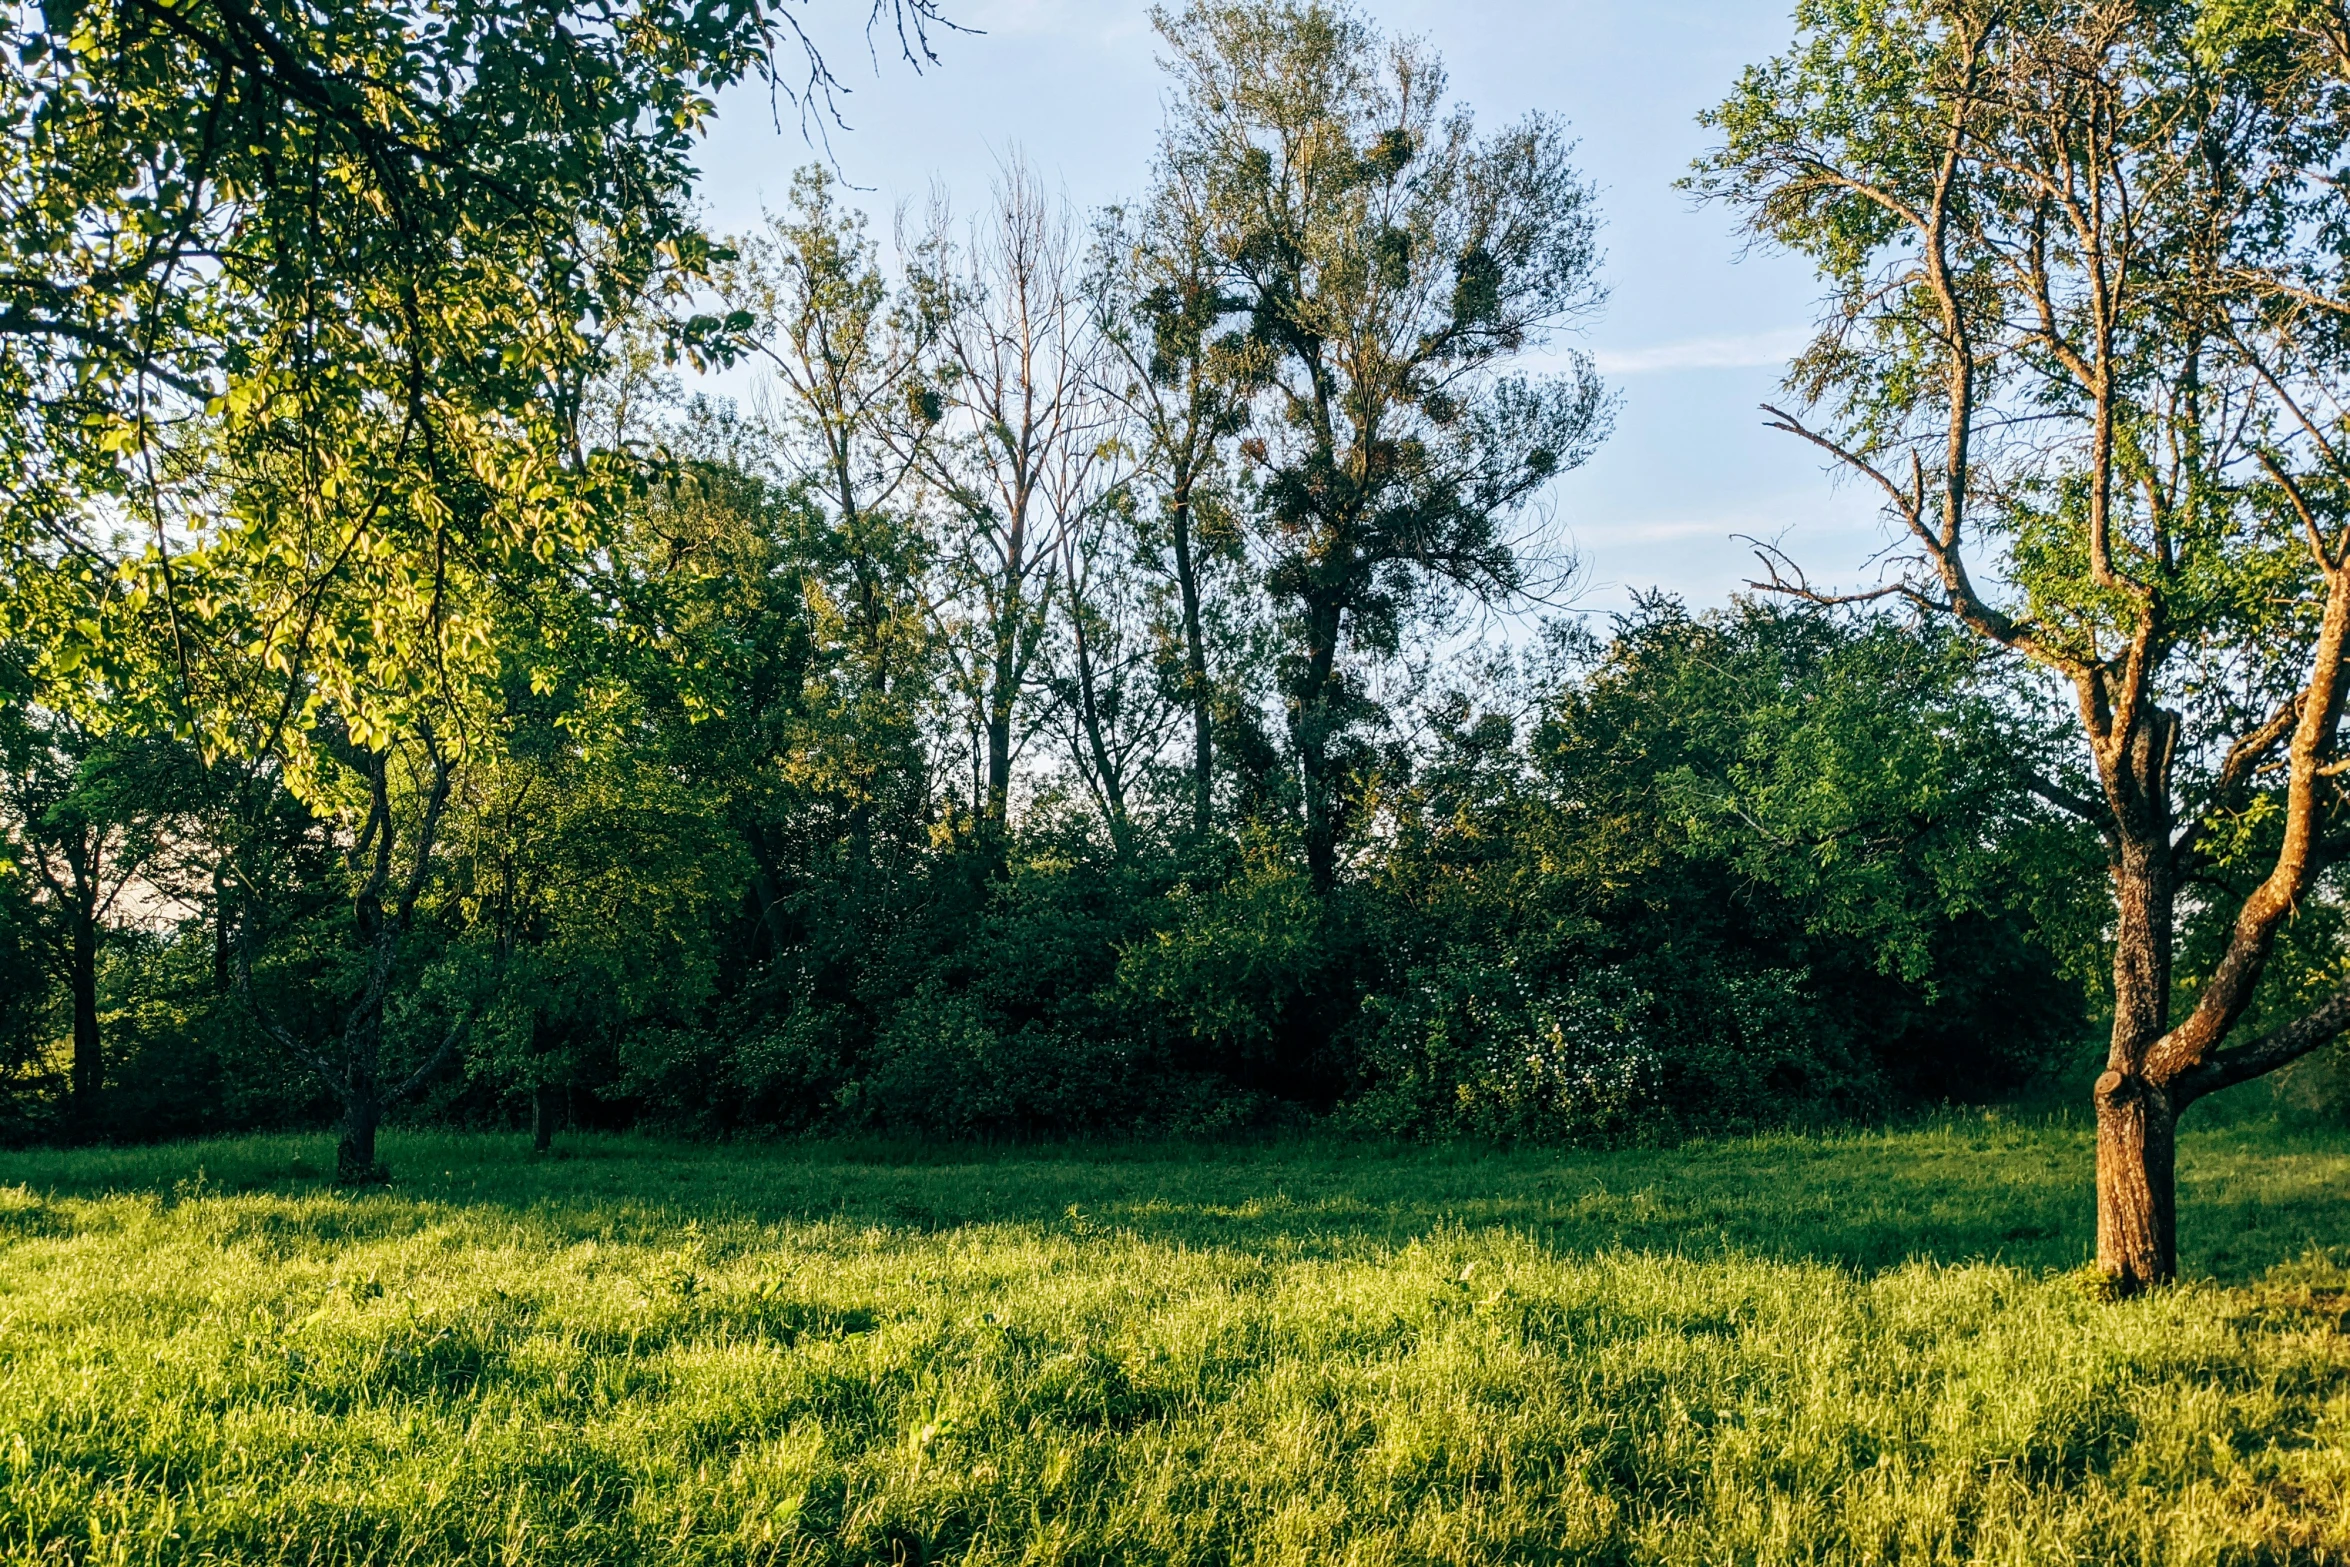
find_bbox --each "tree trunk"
[2096,769,2178,1292]
[213,864,233,993]
[2095,1066,2176,1290]
[985,679,1015,832]
[1069,605,1135,859]
[68,912,100,1133]
[336,1096,384,1185]
[1169,487,1214,838]
[1295,599,1345,893]
[532,1082,564,1153]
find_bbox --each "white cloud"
[1592,327,1809,376]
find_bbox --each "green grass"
[1,1117,2347,1564]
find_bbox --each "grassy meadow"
[1,1117,2347,1564]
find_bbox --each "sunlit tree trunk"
[2097,834,2179,1286]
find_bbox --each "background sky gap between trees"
[685,0,1887,614]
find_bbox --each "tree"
[914,165,1120,842]
[0,684,176,1132]
[0,0,956,723]
[1155,0,1611,889]
[0,0,959,1179]
[1694,0,2350,1288]
[0,0,953,492]
[0,857,50,1131]
[1094,183,1262,838]
[711,169,944,884]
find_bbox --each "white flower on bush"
[1474,966,1660,1129]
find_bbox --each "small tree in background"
[0,689,176,1133]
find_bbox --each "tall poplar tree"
[1154,0,1610,890]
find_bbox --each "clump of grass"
[1,1124,2345,1564]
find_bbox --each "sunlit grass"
[1,1119,2345,1564]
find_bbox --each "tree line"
[3,0,2349,1293]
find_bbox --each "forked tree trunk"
[1168,485,1215,839]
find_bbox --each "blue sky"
[685,0,1885,614]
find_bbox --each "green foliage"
[0,1126,2347,1562]
[0,0,2133,1159]
[1349,601,2099,1140]
[95,938,321,1142]
[1154,0,1611,886]
[1116,841,1332,1091]
[453,730,743,1126]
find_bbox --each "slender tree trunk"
[68,911,100,1132]
[1296,599,1345,893]
[213,864,233,993]
[1169,486,1214,838]
[1069,607,1135,860]
[335,956,390,1185]
[985,644,1017,834]
[532,1082,564,1153]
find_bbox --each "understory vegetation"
[1,1125,2346,1565]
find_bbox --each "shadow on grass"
[2,1113,2345,1283]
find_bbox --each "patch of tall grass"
[0,1121,2344,1564]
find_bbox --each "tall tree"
[914,165,1118,841]
[713,169,943,884]
[1095,181,1262,838]
[1695,0,2350,1289]
[1155,0,1611,889]
[0,0,953,694]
